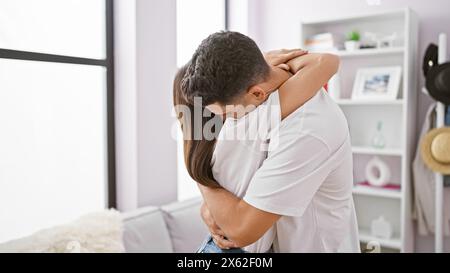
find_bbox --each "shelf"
[336,99,404,106]
[332,47,405,58]
[302,8,407,26]
[352,146,403,156]
[353,185,402,199]
[359,229,402,250]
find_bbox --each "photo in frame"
[352,66,402,100]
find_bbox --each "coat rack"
[434,33,447,253]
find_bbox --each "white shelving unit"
[332,47,405,58]
[359,229,402,249]
[352,146,403,156]
[300,8,419,252]
[336,99,404,106]
[352,185,402,199]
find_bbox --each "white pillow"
[0,209,124,253]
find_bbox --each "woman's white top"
[211,90,281,253]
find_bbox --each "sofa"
[0,197,208,253]
[122,197,208,253]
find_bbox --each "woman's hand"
[264,48,308,71]
[278,53,340,119]
[200,202,238,249]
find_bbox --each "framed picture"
[352,66,402,100]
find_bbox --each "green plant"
[347,31,360,41]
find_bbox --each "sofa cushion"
[161,197,208,253]
[122,206,173,253]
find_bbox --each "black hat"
[423,43,438,77]
[426,62,450,105]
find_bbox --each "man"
[182,31,360,252]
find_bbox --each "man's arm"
[198,184,281,248]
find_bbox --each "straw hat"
[420,127,450,174]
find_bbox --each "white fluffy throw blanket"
[0,209,124,253]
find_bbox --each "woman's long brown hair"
[173,65,222,188]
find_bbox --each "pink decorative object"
[356,181,401,191]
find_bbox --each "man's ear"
[247,85,268,101]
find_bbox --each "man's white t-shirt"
[212,89,360,252]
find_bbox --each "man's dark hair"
[181,31,270,105]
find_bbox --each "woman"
[173,31,340,252]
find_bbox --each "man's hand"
[200,202,238,249]
[264,48,308,71]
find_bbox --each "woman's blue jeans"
[197,235,246,253]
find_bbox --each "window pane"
[0,0,106,59]
[0,59,107,243]
[176,0,225,67]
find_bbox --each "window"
[176,0,227,200]
[0,0,115,243]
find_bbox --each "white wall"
[136,0,178,207]
[249,0,450,252]
[114,0,138,212]
[114,0,178,210]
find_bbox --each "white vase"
[371,216,393,239]
[345,40,360,51]
[365,156,391,187]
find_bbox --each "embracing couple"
[173,31,360,253]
